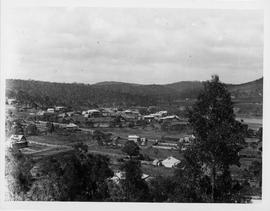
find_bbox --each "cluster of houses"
[26,105,189,131]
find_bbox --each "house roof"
[128,135,140,139]
[66,123,78,128]
[162,156,181,168]
[87,109,100,113]
[160,115,180,120]
[113,171,149,180]
[10,135,27,143]
[144,115,155,118]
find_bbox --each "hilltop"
[6,77,263,108]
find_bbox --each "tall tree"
[188,75,246,202]
[5,147,33,200]
[120,159,149,202]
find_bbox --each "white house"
[143,115,155,121]
[7,98,16,105]
[152,159,162,166]
[65,123,79,129]
[55,106,66,111]
[83,109,101,117]
[128,135,140,143]
[9,135,28,148]
[152,111,168,118]
[161,156,181,168]
[140,137,148,146]
[47,108,55,113]
[160,115,180,121]
[37,110,45,116]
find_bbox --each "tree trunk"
[211,164,216,202]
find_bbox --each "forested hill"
[227,77,263,99]
[6,77,263,108]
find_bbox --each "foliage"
[120,159,150,202]
[5,147,34,200]
[122,141,140,157]
[187,75,247,202]
[6,78,263,109]
[8,143,113,201]
[148,176,175,202]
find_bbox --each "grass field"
[100,126,187,141]
[27,132,95,146]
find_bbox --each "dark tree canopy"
[7,144,113,201]
[188,75,246,202]
[189,75,245,166]
[120,159,150,202]
[122,141,140,157]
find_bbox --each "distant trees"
[6,79,160,108]
[187,75,246,202]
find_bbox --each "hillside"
[227,77,263,99]
[165,81,204,98]
[6,77,263,109]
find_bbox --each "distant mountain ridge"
[6,77,263,108]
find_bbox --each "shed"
[47,108,55,113]
[152,159,162,166]
[128,135,140,143]
[66,123,79,129]
[9,135,28,148]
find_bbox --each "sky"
[5,7,263,84]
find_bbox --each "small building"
[140,137,148,146]
[160,115,180,122]
[123,109,133,115]
[110,171,126,184]
[7,98,17,105]
[47,108,55,113]
[55,106,66,112]
[100,108,115,117]
[152,111,168,118]
[161,156,181,168]
[85,109,101,117]
[152,159,162,166]
[128,135,140,143]
[65,123,79,129]
[143,115,155,122]
[37,110,45,116]
[110,171,149,184]
[9,135,28,148]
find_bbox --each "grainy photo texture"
[4,7,263,203]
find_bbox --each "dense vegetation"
[6,77,263,109]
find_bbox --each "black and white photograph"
[0,0,268,209]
